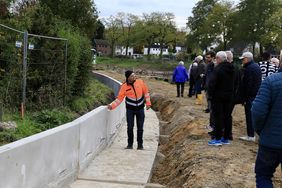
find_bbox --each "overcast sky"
[95,0,239,30]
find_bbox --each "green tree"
[187,0,217,51]
[154,12,176,58]
[203,1,234,50]
[40,0,98,40]
[104,15,122,57]
[116,12,139,56]
[235,0,280,55]
[0,0,11,18]
[261,4,282,51]
[133,12,176,59]
[94,19,105,40]
[0,3,93,110]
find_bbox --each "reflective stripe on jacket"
[110,79,151,110]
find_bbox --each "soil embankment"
[98,70,282,188]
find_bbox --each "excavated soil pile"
[97,70,282,188]
[150,93,282,188]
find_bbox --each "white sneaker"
[239,136,256,142]
[248,136,256,142]
[206,124,214,131]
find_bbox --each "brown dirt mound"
[151,94,282,188]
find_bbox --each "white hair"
[216,51,227,62]
[270,58,280,67]
[225,51,233,63]
[195,55,203,62]
[240,52,253,61]
[179,61,184,65]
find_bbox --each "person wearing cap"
[172,61,189,97]
[107,70,151,150]
[239,52,261,142]
[207,51,235,146]
[251,64,282,187]
[194,55,206,105]
[258,52,278,80]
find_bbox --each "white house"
[175,46,185,53]
[115,46,134,56]
[143,43,169,55]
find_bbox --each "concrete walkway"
[70,109,160,188]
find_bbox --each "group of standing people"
[172,50,282,186]
[199,50,281,188]
[172,55,206,104]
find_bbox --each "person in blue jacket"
[252,70,282,187]
[172,61,189,97]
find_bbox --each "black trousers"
[188,80,195,97]
[176,82,185,97]
[212,100,233,140]
[126,108,145,146]
[209,100,215,128]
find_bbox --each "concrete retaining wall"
[0,72,125,188]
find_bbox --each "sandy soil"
[97,70,282,188]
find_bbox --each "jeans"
[176,82,185,97]
[244,100,254,137]
[126,108,145,147]
[255,145,282,188]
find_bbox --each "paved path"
[70,109,159,188]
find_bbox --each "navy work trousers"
[126,108,145,147]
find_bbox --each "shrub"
[32,109,74,131]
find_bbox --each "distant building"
[93,39,112,56]
[175,44,186,54]
[115,46,134,56]
[143,43,169,55]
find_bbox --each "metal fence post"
[21,31,28,118]
[64,41,68,105]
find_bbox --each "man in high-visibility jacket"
[107,70,151,150]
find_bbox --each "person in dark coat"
[252,70,282,187]
[194,55,206,105]
[203,51,216,138]
[188,61,198,97]
[239,52,262,142]
[172,61,189,97]
[194,55,206,95]
[225,50,241,140]
[203,51,216,113]
[207,51,235,146]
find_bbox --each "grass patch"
[69,78,114,114]
[96,56,185,71]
